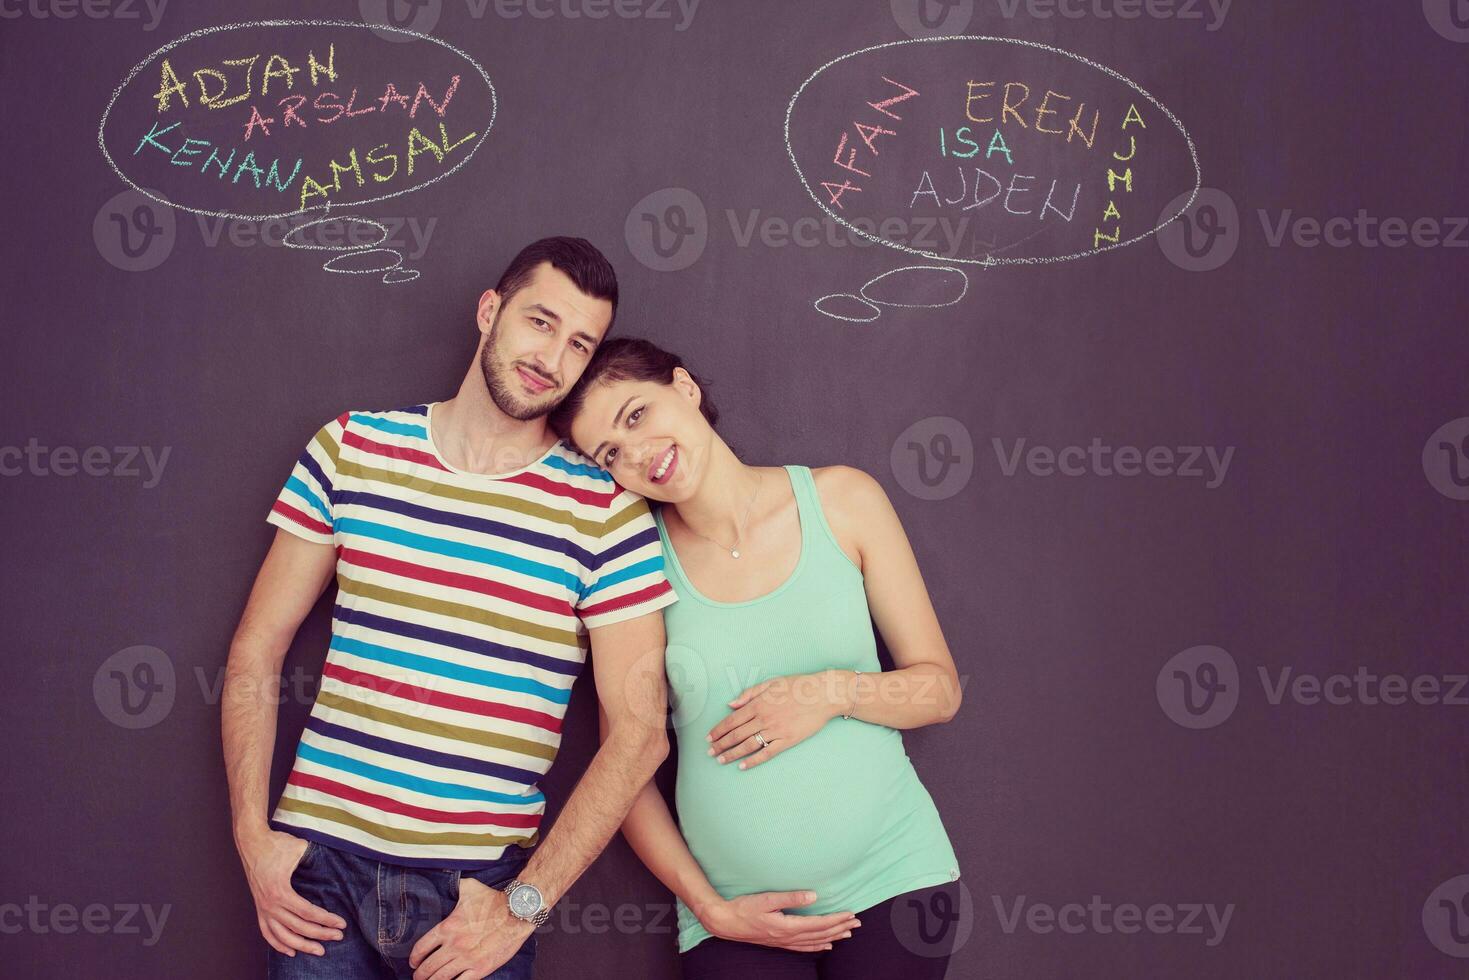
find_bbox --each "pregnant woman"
[548,338,965,979]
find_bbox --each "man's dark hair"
[495,237,619,332]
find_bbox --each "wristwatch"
[500,878,551,927]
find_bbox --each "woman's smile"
[649,444,678,484]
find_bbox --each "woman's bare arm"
[816,465,964,729]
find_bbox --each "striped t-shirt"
[264,402,677,869]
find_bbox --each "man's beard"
[480,314,557,421]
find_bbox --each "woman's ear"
[672,367,701,405]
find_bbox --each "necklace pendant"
[731,549,740,559]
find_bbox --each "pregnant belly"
[674,724,909,894]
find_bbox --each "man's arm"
[222,527,347,956]
[407,608,672,978]
[514,607,671,906]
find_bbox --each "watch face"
[508,883,542,917]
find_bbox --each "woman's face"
[570,369,711,503]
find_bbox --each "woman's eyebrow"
[590,395,635,463]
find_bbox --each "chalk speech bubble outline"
[96,18,497,223]
[784,35,1202,267]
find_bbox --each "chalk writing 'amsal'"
[133,40,478,211]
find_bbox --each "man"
[222,237,676,979]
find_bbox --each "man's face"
[479,261,614,420]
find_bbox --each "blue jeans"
[267,837,538,979]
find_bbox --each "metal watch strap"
[501,878,551,928]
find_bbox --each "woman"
[548,338,965,978]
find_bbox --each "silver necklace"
[685,471,762,559]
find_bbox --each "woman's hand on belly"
[706,671,845,770]
[699,890,862,953]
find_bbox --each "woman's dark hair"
[496,237,619,331]
[549,337,719,458]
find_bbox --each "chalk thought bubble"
[785,36,1201,319]
[98,19,497,282]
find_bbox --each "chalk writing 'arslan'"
[241,77,463,142]
[821,76,919,210]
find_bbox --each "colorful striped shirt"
[264,402,677,869]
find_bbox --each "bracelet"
[841,670,862,720]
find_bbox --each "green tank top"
[652,464,961,954]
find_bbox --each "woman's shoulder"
[801,464,891,570]
[805,463,887,504]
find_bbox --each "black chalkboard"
[4,1,1468,977]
